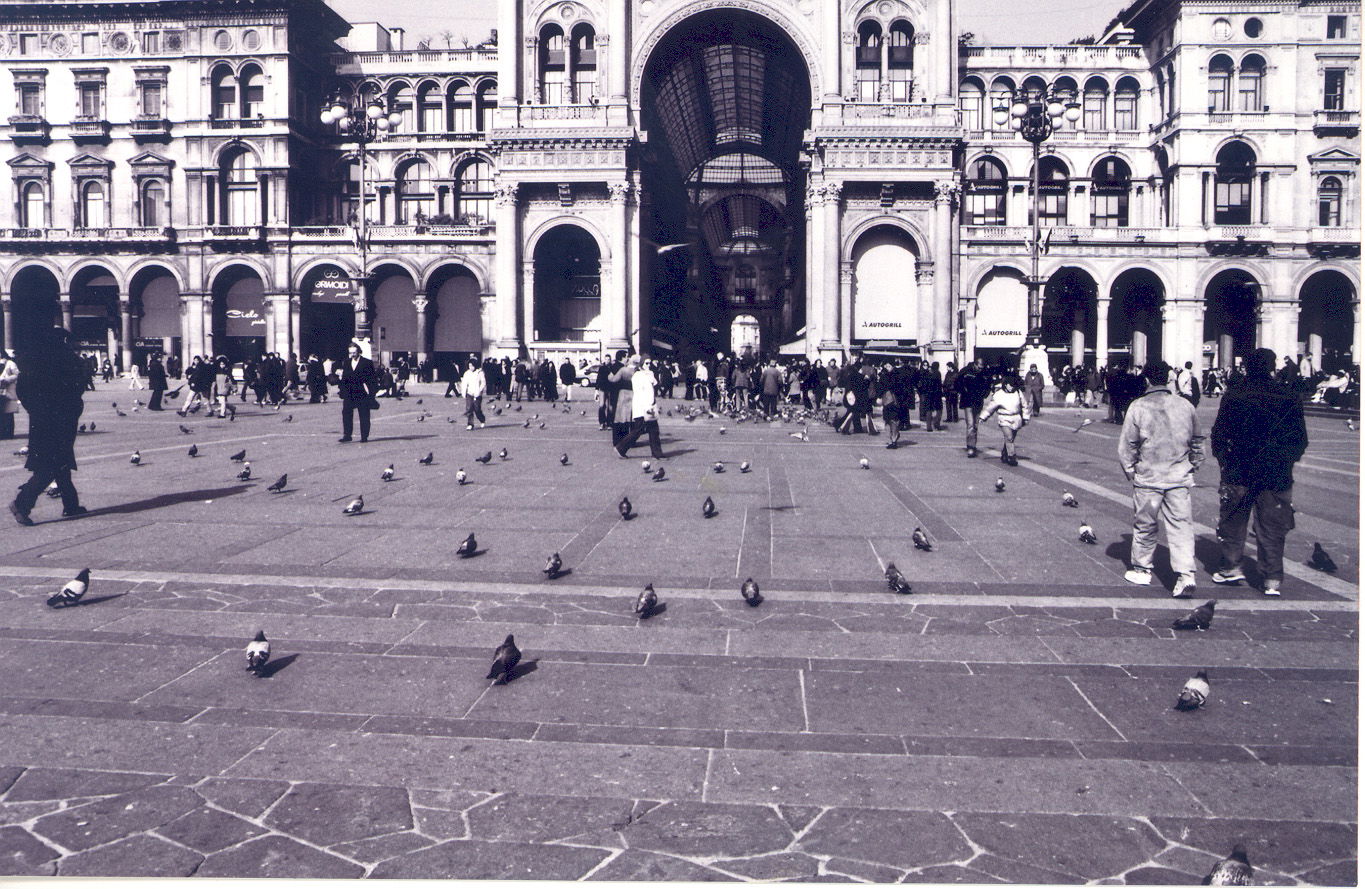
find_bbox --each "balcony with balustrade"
[7,114,50,144]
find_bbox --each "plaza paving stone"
[0,381,1355,880]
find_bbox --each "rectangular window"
[143,31,159,53]
[140,82,163,115]
[79,82,102,117]
[965,192,1005,226]
[959,93,982,130]
[1214,180,1252,225]
[19,34,37,54]
[1035,192,1068,226]
[573,69,596,103]
[856,66,879,101]
[888,68,912,102]
[1091,192,1129,227]
[1208,73,1229,112]
[18,84,41,116]
[81,33,99,53]
[1082,93,1105,130]
[1324,69,1346,110]
[1113,93,1136,129]
[1237,72,1262,111]
[1328,15,1347,38]
[1319,191,1341,226]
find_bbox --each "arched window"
[1214,141,1255,225]
[455,159,493,224]
[959,79,985,131]
[1022,75,1047,105]
[539,25,566,104]
[20,182,45,228]
[79,180,106,228]
[1208,55,1233,112]
[1238,54,1265,111]
[417,81,442,133]
[396,158,434,223]
[1091,157,1131,227]
[211,64,236,120]
[855,21,882,101]
[964,156,1007,225]
[476,81,497,131]
[140,179,166,227]
[240,65,264,119]
[1083,77,1108,130]
[389,82,415,132]
[989,77,1015,131]
[448,82,474,133]
[1114,77,1139,130]
[1032,157,1069,226]
[571,24,597,103]
[220,148,259,225]
[1052,77,1078,131]
[1318,176,1342,226]
[888,22,913,101]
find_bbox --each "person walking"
[146,354,167,411]
[597,350,624,431]
[559,356,576,402]
[608,352,637,449]
[954,358,990,458]
[759,359,783,418]
[942,362,959,423]
[616,355,665,459]
[337,342,377,443]
[9,327,87,525]
[306,354,328,403]
[1209,348,1308,596]
[127,359,145,390]
[979,375,1030,465]
[212,356,234,419]
[920,361,944,431]
[1023,363,1045,415]
[0,349,18,439]
[1118,361,1205,598]
[1174,360,1201,408]
[459,358,487,430]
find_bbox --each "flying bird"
[741,577,763,607]
[559,453,570,466]
[381,464,395,482]
[651,466,666,482]
[48,568,90,608]
[1062,491,1079,508]
[859,457,870,470]
[994,477,1006,493]
[1078,521,1098,545]
[130,450,141,466]
[229,449,246,463]
[499,448,508,460]
[635,583,658,618]
[246,631,270,675]
[475,451,492,464]
[543,552,562,579]
[187,444,198,458]
[619,496,632,520]
[739,461,751,473]
[419,452,434,465]
[1309,542,1337,573]
[457,532,477,557]
[267,473,288,493]
[885,562,912,595]
[236,462,252,481]
[486,634,521,684]
[702,496,716,518]
[1172,599,1217,631]
[343,494,364,515]
[1175,670,1210,710]
[1073,418,1094,433]
[456,467,468,485]
[1203,843,1252,886]
[912,527,932,551]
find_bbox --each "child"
[979,375,1031,465]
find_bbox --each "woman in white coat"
[615,355,665,459]
[979,375,1031,466]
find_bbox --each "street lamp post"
[320,95,402,344]
[993,89,1080,339]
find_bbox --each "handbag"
[367,396,381,411]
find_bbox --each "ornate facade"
[1,0,1359,372]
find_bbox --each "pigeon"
[618,496,632,519]
[245,630,270,675]
[523,419,531,428]
[635,583,658,618]
[1309,542,1337,573]
[789,427,809,441]
[859,457,870,470]
[457,532,477,557]
[475,451,492,464]
[741,577,763,606]
[419,452,434,465]
[739,461,751,473]
[187,444,199,458]
[166,387,181,399]
[651,467,666,482]
[78,424,86,434]
[885,562,912,595]
[1203,843,1252,886]
[456,467,468,485]
[995,477,1006,493]
[230,449,246,463]
[226,404,236,421]
[266,473,288,493]
[559,453,570,466]
[486,634,521,684]
[532,413,539,420]
[343,494,364,515]
[179,424,192,434]
[236,462,252,481]
[702,496,717,518]
[499,448,508,460]
[130,450,141,466]
[1175,670,1210,710]
[543,552,562,578]
[1078,521,1098,545]
[713,461,725,473]
[514,405,522,412]
[44,481,60,498]
[49,568,90,607]
[381,464,395,482]
[1347,419,1358,432]
[1062,491,1079,508]
[912,527,932,551]
[88,422,95,432]
[416,399,423,405]
[641,460,652,473]
[538,421,546,429]
[115,408,127,417]
[1073,418,1094,433]
[283,414,293,423]
[1172,599,1217,631]
[719,426,727,434]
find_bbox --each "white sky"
[324,0,1127,49]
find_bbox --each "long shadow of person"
[83,484,253,518]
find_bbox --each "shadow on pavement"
[256,653,299,678]
[361,434,439,443]
[84,484,254,517]
[504,658,539,683]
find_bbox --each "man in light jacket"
[1119,361,1205,598]
[459,358,486,430]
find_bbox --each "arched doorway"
[973,267,1028,369]
[1109,269,1165,366]
[131,267,181,366]
[852,226,920,343]
[1204,269,1260,368]
[429,264,482,377]
[371,265,418,362]
[69,266,120,360]
[1041,267,1097,369]
[300,264,355,364]
[1298,270,1356,371]
[533,225,601,344]
[10,265,61,356]
[641,10,811,355]
[211,265,266,363]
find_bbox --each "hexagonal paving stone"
[953,813,1166,880]
[0,825,59,876]
[195,835,364,878]
[263,782,411,845]
[56,833,203,877]
[621,801,792,858]
[795,808,970,870]
[31,785,202,852]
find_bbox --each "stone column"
[606,0,629,125]
[916,262,935,345]
[413,294,429,363]
[821,182,842,350]
[1094,297,1110,367]
[263,298,276,354]
[521,260,536,348]
[935,0,952,101]
[963,298,977,363]
[59,292,73,331]
[496,0,520,124]
[494,183,520,352]
[1,296,12,352]
[839,261,854,352]
[604,181,632,351]
[823,3,841,104]
[932,180,959,347]
[1071,308,1086,366]
[289,295,301,360]
[119,298,134,371]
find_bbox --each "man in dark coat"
[306,354,328,403]
[596,351,624,431]
[10,327,87,525]
[146,354,168,410]
[954,358,991,457]
[337,342,377,443]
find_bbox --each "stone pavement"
[0,382,1356,882]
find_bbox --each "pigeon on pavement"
[543,552,562,579]
[343,495,364,515]
[1062,491,1079,508]
[246,631,270,675]
[267,474,288,493]
[381,464,395,482]
[486,634,521,684]
[1175,670,1210,710]
[635,583,658,618]
[885,562,912,595]
[1203,843,1252,885]
[1078,522,1098,545]
[619,496,632,519]
[912,527,932,551]
[48,568,90,608]
[702,496,717,518]
[230,449,247,463]
[741,577,763,607]
[1172,600,1216,631]
[457,532,477,557]
[1309,543,1337,573]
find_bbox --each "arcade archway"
[1041,267,1097,368]
[1204,269,1260,368]
[533,225,601,344]
[300,264,355,363]
[1298,270,1356,371]
[9,266,61,355]
[69,266,119,358]
[210,265,267,363]
[1109,268,1165,366]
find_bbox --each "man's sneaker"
[1171,573,1196,598]
[466,424,474,431]
[1211,567,1246,585]
[1262,580,1282,597]
[1124,567,1153,586]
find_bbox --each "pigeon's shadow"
[459,549,486,559]
[763,505,798,512]
[85,485,254,517]
[640,601,668,619]
[255,653,298,678]
[47,592,125,608]
[269,489,296,496]
[660,447,698,459]
[546,567,573,581]
[504,658,539,682]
